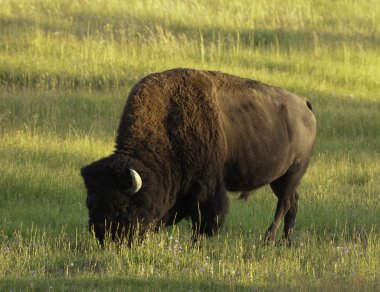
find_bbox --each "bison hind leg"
[265,160,310,246]
[191,180,229,241]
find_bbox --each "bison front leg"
[190,182,229,241]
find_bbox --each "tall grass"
[1,0,379,96]
[0,0,379,290]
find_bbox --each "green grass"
[0,0,379,290]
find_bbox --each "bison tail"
[306,100,313,112]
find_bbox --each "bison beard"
[81,68,316,246]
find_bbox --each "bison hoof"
[276,237,292,247]
[262,236,276,247]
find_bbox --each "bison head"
[81,155,152,245]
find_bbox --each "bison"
[81,68,316,246]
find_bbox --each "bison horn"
[129,168,142,194]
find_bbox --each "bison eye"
[117,179,131,194]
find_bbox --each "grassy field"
[1,0,379,290]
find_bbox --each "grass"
[0,0,379,290]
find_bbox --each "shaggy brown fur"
[81,68,316,246]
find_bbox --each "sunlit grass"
[1,221,379,290]
[1,128,379,290]
[0,0,380,290]
[0,0,379,98]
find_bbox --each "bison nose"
[89,223,106,244]
[98,237,105,247]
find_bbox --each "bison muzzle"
[81,68,316,246]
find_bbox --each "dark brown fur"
[81,68,316,246]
